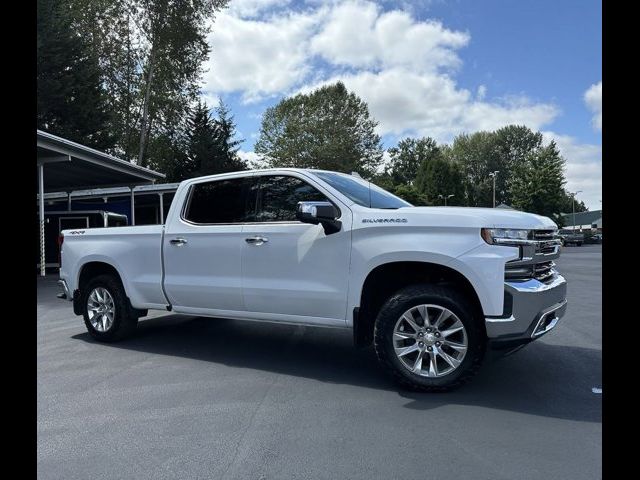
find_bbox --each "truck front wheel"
[80,274,138,342]
[373,284,485,392]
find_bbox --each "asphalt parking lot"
[37,244,602,480]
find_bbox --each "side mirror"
[296,201,342,234]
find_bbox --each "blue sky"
[201,0,602,208]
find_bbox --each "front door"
[242,174,352,324]
[163,176,255,313]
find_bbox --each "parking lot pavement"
[37,245,601,480]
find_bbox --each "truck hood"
[386,206,557,230]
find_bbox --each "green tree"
[448,131,502,207]
[64,0,229,164]
[37,0,114,149]
[494,125,545,204]
[374,175,428,205]
[188,100,217,178]
[416,149,467,206]
[385,137,440,185]
[559,190,588,215]
[448,127,547,208]
[255,82,384,177]
[210,101,246,173]
[146,128,190,183]
[509,141,566,217]
[157,100,246,182]
[134,0,231,166]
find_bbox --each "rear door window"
[184,177,256,224]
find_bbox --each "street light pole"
[489,171,499,207]
[438,194,454,206]
[571,190,583,232]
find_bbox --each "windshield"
[313,171,412,209]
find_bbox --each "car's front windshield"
[312,171,412,209]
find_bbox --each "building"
[560,209,602,231]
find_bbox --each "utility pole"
[438,194,454,206]
[571,190,583,232]
[488,171,499,207]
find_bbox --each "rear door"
[163,176,256,313]
[241,174,352,324]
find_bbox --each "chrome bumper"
[485,274,567,342]
[57,279,72,301]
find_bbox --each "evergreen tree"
[37,0,114,149]
[187,100,217,178]
[210,102,245,173]
[157,100,247,182]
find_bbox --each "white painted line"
[592,387,602,394]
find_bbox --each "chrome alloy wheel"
[87,287,116,332]
[393,304,468,378]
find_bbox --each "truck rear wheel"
[373,284,485,392]
[80,274,138,342]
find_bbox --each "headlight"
[481,228,532,246]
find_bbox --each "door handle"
[245,236,269,245]
[170,237,188,246]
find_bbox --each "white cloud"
[300,69,559,142]
[584,81,602,132]
[205,0,559,136]
[543,132,602,210]
[200,92,220,109]
[309,1,469,72]
[238,149,267,169]
[203,10,321,102]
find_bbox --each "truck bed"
[60,225,168,310]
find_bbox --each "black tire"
[373,284,485,392]
[576,242,583,246]
[80,274,138,342]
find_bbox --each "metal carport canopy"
[37,130,166,276]
[37,130,165,191]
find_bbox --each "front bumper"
[485,274,567,348]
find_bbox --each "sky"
[200,0,602,209]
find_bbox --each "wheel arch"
[354,260,486,348]
[74,260,130,316]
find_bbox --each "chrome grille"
[505,229,560,283]
[533,229,559,254]
[532,229,556,240]
[533,261,555,281]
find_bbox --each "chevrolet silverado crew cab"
[58,169,567,391]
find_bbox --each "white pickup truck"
[58,168,567,391]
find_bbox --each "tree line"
[254,82,587,221]
[37,1,585,219]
